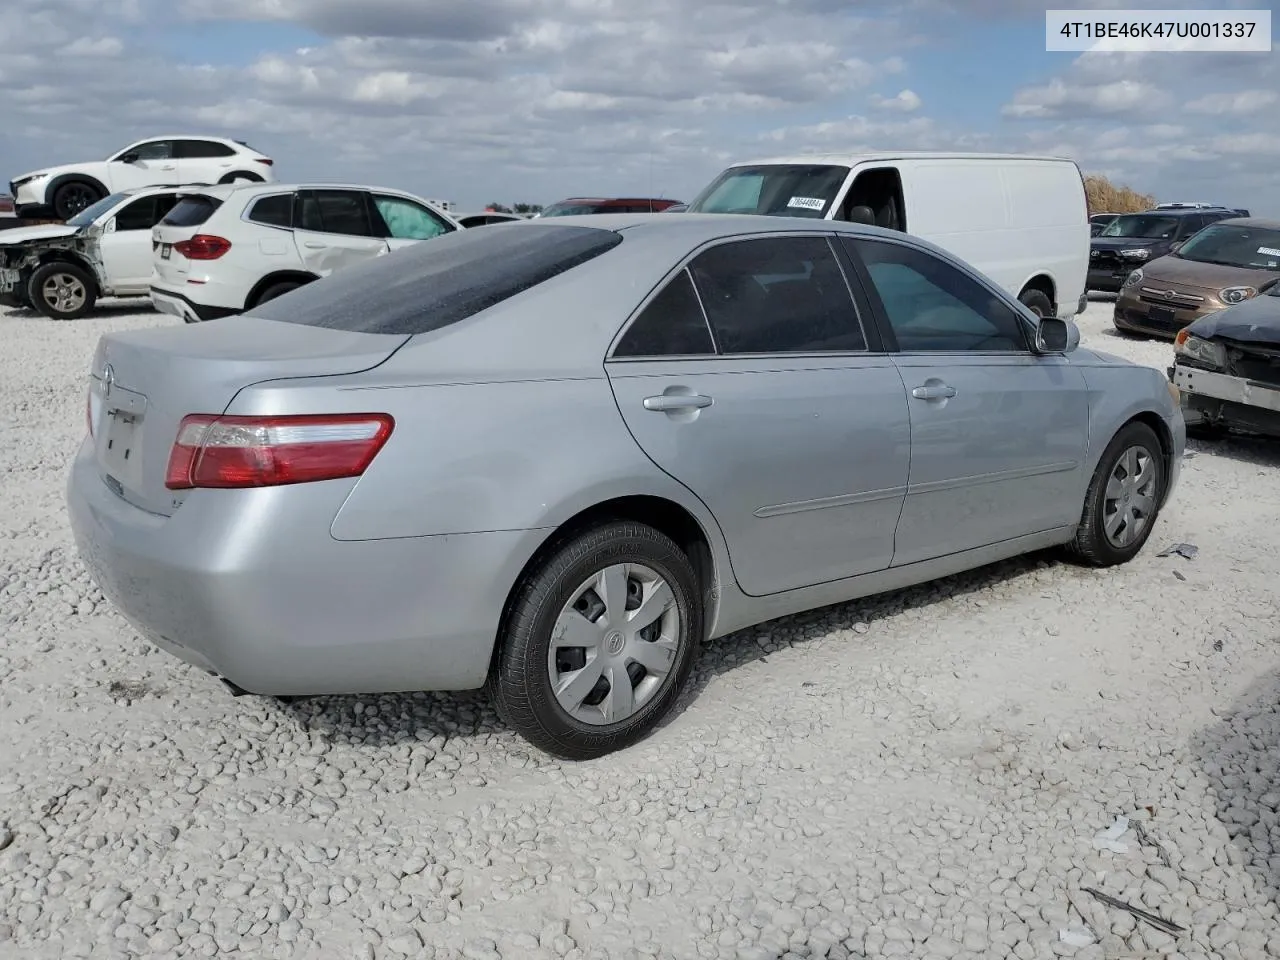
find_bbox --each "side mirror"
[118,152,139,164]
[1169,240,1183,252]
[103,217,116,234]
[1033,316,1079,354]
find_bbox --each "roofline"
[725,151,1078,166]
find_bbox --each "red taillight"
[164,414,394,490]
[258,157,274,166]
[173,235,231,260]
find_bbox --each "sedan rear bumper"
[66,439,544,696]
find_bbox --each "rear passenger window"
[614,269,715,357]
[178,140,237,159]
[686,236,867,354]
[295,190,374,237]
[248,194,293,228]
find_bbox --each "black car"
[1088,207,1241,293]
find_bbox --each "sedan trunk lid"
[87,316,409,516]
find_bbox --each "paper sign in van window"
[1257,246,1280,257]
[787,197,826,211]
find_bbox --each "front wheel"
[52,181,102,220]
[1068,421,1166,566]
[492,521,702,760]
[28,262,96,320]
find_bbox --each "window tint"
[178,140,236,159]
[614,269,715,357]
[686,236,866,354]
[251,223,623,335]
[161,196,222,227]
[121,140,173,161]
[113,196,160,231]
[372,195,451,240]
[296,190,373,236]
[845,238,1028,353]
[248,194,293,228]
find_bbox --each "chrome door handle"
[643,394,713,412]
[303,241,325,249]
[911,383,957,400]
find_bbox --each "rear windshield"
[162,196,223,227]
[687,164,850,218]
[250,223,624,335]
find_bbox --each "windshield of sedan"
[1175,223,1280,271]
[686,164,850,218]
[1099,214,1179,239]
[66,193,126,227]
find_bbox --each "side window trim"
[606,265,719,361]
[608,230,880,361]
[840,232,1036,355]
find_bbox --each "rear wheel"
[1018,288,1054,318]
[52,181,103,220]
[492,521,701,760]
[255,281,301,306]
[219,171,264,184]
[28,262,96,320]
[1068,421,1166,567]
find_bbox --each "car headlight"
[1119,248,1151,259]
[1174,330,1226,368]
[1122,268,1143,288]
[1219,286,1256,305]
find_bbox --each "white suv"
[9,136,276,221]
[149,183,463,322]
[0,185,187,319]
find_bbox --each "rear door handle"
[643,394,713,412]
[911,383,957,400]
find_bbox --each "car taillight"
[165,414,394,490]
[173,235,231,260]
[259,157,274,166]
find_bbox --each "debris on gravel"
[2,298,1279,959]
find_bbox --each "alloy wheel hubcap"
[547,562,681,726]
[1103,445,1158,548]
[43,274,86,313]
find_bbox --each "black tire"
[52,181,103,220]
[28,261,97,320]
[491,521,702,760]
[1068,421,1166,567]
[255,281,301,306]
[219,171,264,184]
[1019,288,1054,318]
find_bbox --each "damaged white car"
[0,186,183,320]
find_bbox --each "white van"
[684,152,1090,319]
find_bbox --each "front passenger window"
[113,197,157,231]
[845,237,1028,353]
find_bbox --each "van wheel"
[1019,288,1054,318]
[1067,421,1166,567]
[491,521,702,760]
[28,262,97,320]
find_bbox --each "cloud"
[1001,77,1165,119]
[1186,89,1278,115]
[869,89,922,112]
[1,0,1278,217]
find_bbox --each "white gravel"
[2,293,1279,960]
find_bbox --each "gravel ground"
[2,294,1279,960]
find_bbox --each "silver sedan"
[67,213,1185,759]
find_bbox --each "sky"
[1,0,1278,214]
